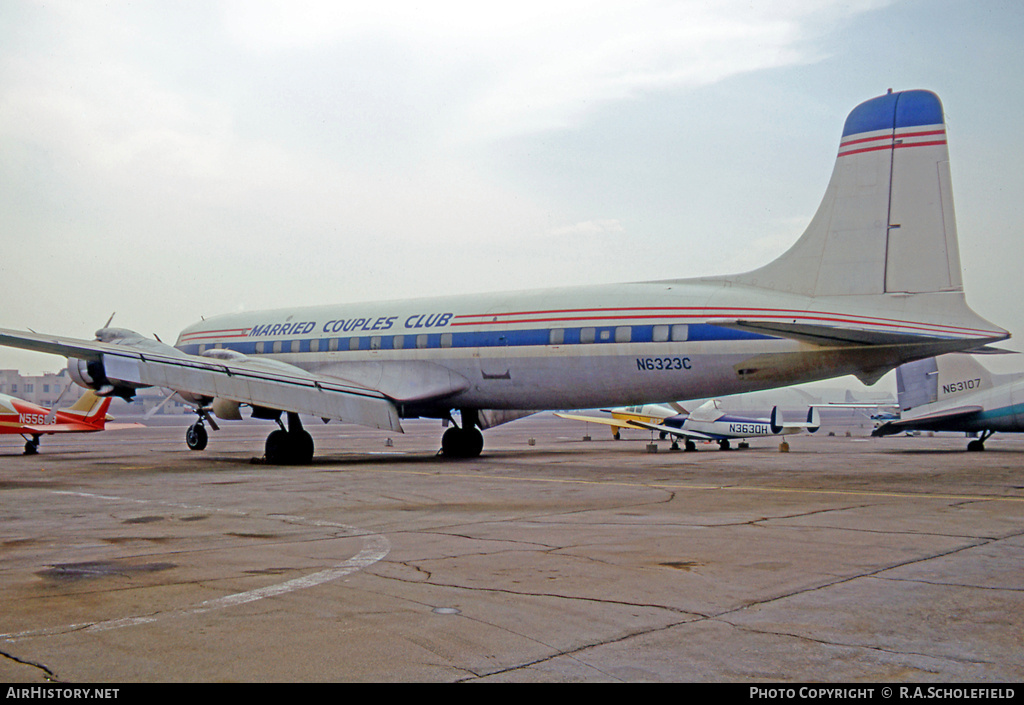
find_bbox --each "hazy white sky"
[2,0,1023,390]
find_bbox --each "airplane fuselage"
[0,393,102,435]
[907,378,1024,433]
[175,279,998,419]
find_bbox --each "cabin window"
[652,325,669,342]
[256,342,266,354]
[580,327,596,344]
[290,340,301,353]
[370,336,382,350]
[393,335,404,350]
[549,328,565,345]
[310,339,319,353]
[349,337,360,351]
[671,324,689,341]
[272,341,283,354]
[417,334,429,349]
[615,326,631,343]
[440,333,453,348]
[328,338,339,352]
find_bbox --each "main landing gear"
[265,412,314,465]
[440,410,484,459]
[185,422,208,450]
[967,430,994,452]
[23,434,41,456]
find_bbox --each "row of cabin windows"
[224,324,690,355]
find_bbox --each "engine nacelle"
[211,398,243,420]
[66,358,137,401]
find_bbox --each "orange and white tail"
[735,89,962,297]
[65,391,112,425]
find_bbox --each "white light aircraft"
[0,89,1008,463]
[558,399,820,451]
[873,353,1024,450]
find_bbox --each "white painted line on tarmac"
[0,492,391,642]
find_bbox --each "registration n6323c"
[636,357,691,371]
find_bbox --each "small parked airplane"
[0,390,138,455]
[555,403,680,440]
[558,399,820,450]
[0,89,1008,463]
[873,353,1024,450]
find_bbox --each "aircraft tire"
[186,423,208,451]
[24,440,39,455]
[265,429,289,464]
[967,439,985,452]
[265,429,315,464]
[441,426,484,459]
[293,430,314,465]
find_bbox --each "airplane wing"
[871,405,984,436]
[625,419,719,441]
[553,412,636,430]
[0,328,404,433]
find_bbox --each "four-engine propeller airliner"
[873,353,1024,450]
[0,390,136,455]
[0,89,1009,463]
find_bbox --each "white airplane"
[873,353,1024,450]
[0,89,1008,463]
[558,399,820,451]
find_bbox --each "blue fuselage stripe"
[176,323,772,356]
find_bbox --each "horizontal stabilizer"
[718,320,951,347]
[872,405,984,436]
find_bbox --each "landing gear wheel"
[264,425,315,465]
[265,429,289,464]
[186,423,208,451]
[718,439,731,451]
[441,426,484,459]
[684,439,697,452]
[967,439,985,452]
[293,430,314,465]
[24,438,39,455]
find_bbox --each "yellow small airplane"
[556,404,681,440]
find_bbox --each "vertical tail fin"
[735,89,962,296]
[896,354,994,411]
[65,391,112,424]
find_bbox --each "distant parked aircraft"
[0,390,140,455]
[559,399,820,450]
[873,353,1024,450]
